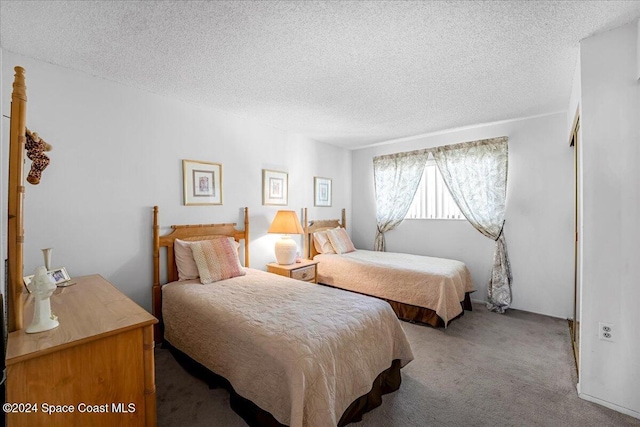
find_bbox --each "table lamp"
[268,210,304,265]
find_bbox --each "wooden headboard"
[7,67,27,332]
[302,207,346,259]
[152,206,249,342]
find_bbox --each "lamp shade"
[268,210,304,235]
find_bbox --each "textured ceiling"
[1,1,639,149]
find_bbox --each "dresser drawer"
[291,265,315,282]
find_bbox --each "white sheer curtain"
[432,136,512,313]
[373,150,430,251]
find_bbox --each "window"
[405,159,465,220]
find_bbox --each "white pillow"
[313,230,336,254]
[174,239,199,281]
[325,227,356,254]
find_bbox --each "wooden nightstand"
[267,259,318,284]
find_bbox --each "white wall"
[0,51,351,311]
[637,19,640,80]
[351,113,574,318]
[579,22,640,417]
[567,52,582,142]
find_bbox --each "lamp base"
[275,236,297,265]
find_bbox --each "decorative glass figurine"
[25,266,59,334]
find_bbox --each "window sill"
[404,217,467,221]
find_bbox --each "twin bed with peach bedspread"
[304,209,474,327]
[163,269,413,427]
[315,249,474,326]
[153,207,414,427]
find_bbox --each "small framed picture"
[50,267,71,285]
[23,275,33,290]
[262,169,288,206]
[183,160,223,206]
[23,267,71,292]
[314,177,332,207]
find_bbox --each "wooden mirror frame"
[7,66,27,332]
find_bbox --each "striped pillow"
[190,238,245,284]
[175,237,241,281]
[326,227,356,254]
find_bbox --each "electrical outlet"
[599,322,614,342]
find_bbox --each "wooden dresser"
[5,274,158,427]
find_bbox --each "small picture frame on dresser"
[23,267,71,292]
[23,275,33,292]
[50,267,72,286]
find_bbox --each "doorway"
[569,113,580,376]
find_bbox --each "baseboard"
[470,297,569,320]
[579,391,640,420]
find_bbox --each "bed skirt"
[164,341,403,427]
[388,292,473,327]
[319,284,473,327]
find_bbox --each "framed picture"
[183,160,223,206]
[314,177,332,207]
[23,267,71,292]
[49,267,71,285]
[23,275,33,290]
[262,169,288,206]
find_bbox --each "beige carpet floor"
[155,303,640,426]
